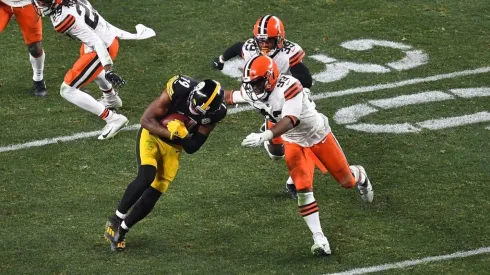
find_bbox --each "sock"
[94,71,114,93]
[60,83,107,117]
[286,176,294,185]
[30,50,45,81]
[115,210,127,220]
[117,165,157,214]
[124,187,162,228]
[298,192,323,236]
[99,108,113,120]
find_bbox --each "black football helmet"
[188,79,224,116]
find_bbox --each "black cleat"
[33,80,47,97]
[111,234,126,252]
[104,215,122,243]
[285,183,298,200]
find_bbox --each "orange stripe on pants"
[64,38,119,88]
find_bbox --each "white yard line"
[323,246,490,275]
[1,66,489,154]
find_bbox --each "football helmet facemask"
[31,0,63,16]
[253,15,285,57]
[242,55,279,101]
[188,79,224,116]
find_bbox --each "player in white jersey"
[1,0,48,96]
[31,0,155,139]
[212,15,313,198]
[224,55,374,256]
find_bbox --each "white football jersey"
[1,0,30,8]
[235,74,330,147]
[241,38,306,74]
[49,0,118,66]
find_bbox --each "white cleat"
[98,92,123,109]
[98,113,128,140]
[351,165,374,203]
[311,233,332,256]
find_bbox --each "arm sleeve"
[66,21,113,67]
[290,63,312,88]
[222,42,245,61]
[182,132,208,154]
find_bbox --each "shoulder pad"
[277,75,303,100]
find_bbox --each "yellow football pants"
[137,128,182,193]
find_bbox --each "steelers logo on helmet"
[242,55,279,101]
[188,79,224,116]
[253,15,285,57]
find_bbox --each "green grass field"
[1,0,490,274]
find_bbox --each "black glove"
[212,56,224,70]
[105,70,126,88]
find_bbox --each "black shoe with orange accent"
[33,80,47,97]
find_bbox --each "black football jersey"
[160,75,227,144]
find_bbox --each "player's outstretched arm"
[212,42,245,70]
[140,92,173,139]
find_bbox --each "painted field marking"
[323,246,490,275]
[1,66,489,154]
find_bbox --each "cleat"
[105,215,127,252]
[110,237,126,252]
[33,80,47,97]
[311,234,331,256]
[98,91,123,109]
[285,183,298,200]
[104,215,121,243]
[351,165,374,203]
[98,113,128,140]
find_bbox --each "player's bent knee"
[137,165,157,185]
[60,82,75,99]
[151,179,170,193]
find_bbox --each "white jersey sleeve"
[1,0,31,7]
[241,38,260,61]
[51,4,113,67]
[282,40,305,67]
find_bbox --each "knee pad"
[59,82,75,99]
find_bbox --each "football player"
[1,0,48,96]
[104,76,227,251]
[31,0,155,139]
[212,15,312,199]
[224,55,374,256]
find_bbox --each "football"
[160,113,197,130]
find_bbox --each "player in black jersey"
[104,75,227,251]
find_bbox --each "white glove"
[241,130,273,147]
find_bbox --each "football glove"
[167,119,189,139]
[105,70,126,88]
[241,130,273,147]
[211,56,224,70]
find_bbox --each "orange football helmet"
[242,55,279,101]
[253,15,285,56]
